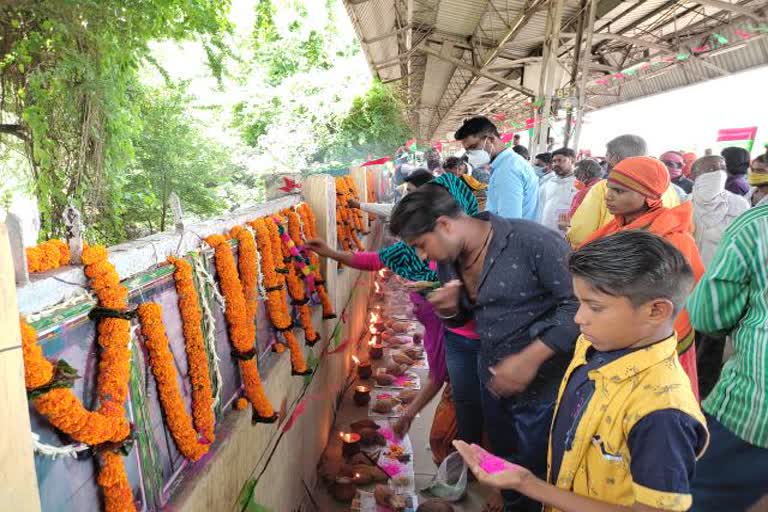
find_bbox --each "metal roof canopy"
[344,0,768,153]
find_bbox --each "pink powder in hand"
[479,454,514,474]
[381,462,403,476]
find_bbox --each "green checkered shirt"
[688,204,768,447]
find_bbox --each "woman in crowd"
[580,156,704,399]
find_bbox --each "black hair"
[403,168,434,188]
[569,230,694,315]
[535,152,552,164]
[443,156,467,171]
[454,116,500,140]
[390,184,463,240]
[721,146,751,175]
[512,145,530,160]
[552,147,576,159]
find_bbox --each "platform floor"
[313,360,492,512]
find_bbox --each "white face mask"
[693,171,727,202]
[466,149,491,169]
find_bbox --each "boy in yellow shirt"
[455,230,708,512]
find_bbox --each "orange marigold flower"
[168,256,216,443]
[137,303,209,461]
[205,233,276,418]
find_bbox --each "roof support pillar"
[532,0,565,156]
[572,0,599,152]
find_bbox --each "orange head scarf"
[607,156,670,210]
[682,152,697,178]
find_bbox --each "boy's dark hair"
[552,147,576,159]
[535,152,552,164]
[390,184,462,240]
[569,230,694,315]
[512,145,530,160]
[454,116,500,140]
[403,168,434,187]
[443,156,466,171]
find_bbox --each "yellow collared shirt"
[546,335,708,512]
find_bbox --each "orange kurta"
[581,201,703,399]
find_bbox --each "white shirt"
[692,171,750,267]
[359,202,395,218]
[537,174,578,233]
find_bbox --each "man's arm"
[358,202,394,218]
[494,166,524,219]
[528,230,581,354]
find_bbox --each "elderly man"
[566,134,680,247]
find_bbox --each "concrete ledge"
[17,195,299,315]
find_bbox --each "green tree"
[122,84,228,236]
[317,80,412,163]
[0,1,232,243]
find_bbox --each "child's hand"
[453,441,532,491]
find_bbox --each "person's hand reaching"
[304,238,333,257]
[452,440,532,491]
[347,199,361,209]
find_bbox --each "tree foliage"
[233,0,412,170]
[122,84,228,238]
[317,80,412,163]
[0,1,232,243]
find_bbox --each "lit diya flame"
[378,269,386,278]
[375,281,382,293]
[368,338,376,347]
[351,355,360,365]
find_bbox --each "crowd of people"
[307,115,768,512]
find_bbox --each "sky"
[578,66,768,158]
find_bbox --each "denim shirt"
[438,212,580,401]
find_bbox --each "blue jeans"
[444,331,554,512]
[444,330,484,445]
[691,413,768,511]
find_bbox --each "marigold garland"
[366,169,377,225]
[26,239,70,273]
[296,203,335,319]
[167,256,216,444]
[272,213,319,346]
[137,303,209,461]
[251,217,309,372]
[80,243,136,512]
[20,319,132,447]
[344,176,366,233]
[205,235,277,421]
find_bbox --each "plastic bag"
[419,451,467,502]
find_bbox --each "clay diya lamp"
[340,432,361,458]
[353,355,373,379]
[368,339,384,360]
[353,385,371,407]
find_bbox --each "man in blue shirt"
[455,116,539,219]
